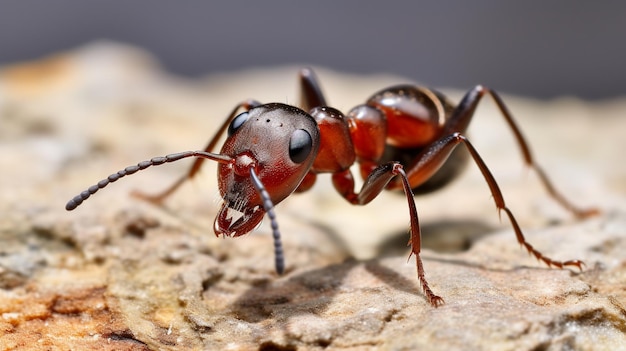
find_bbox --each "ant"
[66,68,597,307]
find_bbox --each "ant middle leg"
[443,86,597,218]
[332,164,444,307]
[132,99,260,204]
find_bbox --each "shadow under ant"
[225,219,492,323]
[376,218,496,257]
[225,216,587,325]
[227,257,420,324]
[287,204,497,258]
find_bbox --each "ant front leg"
[444,86,598,218]
[132,99,261,204]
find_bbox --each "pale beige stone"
[0,42,624,350]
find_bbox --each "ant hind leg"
[443,86,597,218]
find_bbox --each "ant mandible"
[66,68,597,307]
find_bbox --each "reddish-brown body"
[66,68,596,307]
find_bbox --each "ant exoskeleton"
[66,68,597,307]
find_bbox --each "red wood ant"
[66,68,597,307]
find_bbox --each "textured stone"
[0,42,624,350]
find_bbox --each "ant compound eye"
[289,129,313,163]
[228,111,250,136]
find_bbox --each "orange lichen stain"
[152,306,177,329]
[0,54,77,97]
[0,286,150,351]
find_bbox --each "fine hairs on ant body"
[66,68,597,307]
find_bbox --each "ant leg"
[298,67,327,112]
[132,99,261,204]
[332,164,444,307]
[444,86,597,218]
[407,132,585,270]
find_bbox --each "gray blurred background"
[0,1,624,100]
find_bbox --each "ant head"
[65,102,320,242]
[214,103,320,237]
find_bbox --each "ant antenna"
[250,167,285,275]
[65,151,232,211]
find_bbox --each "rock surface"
[0,42,624,351]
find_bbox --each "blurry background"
[0,1,624,100]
